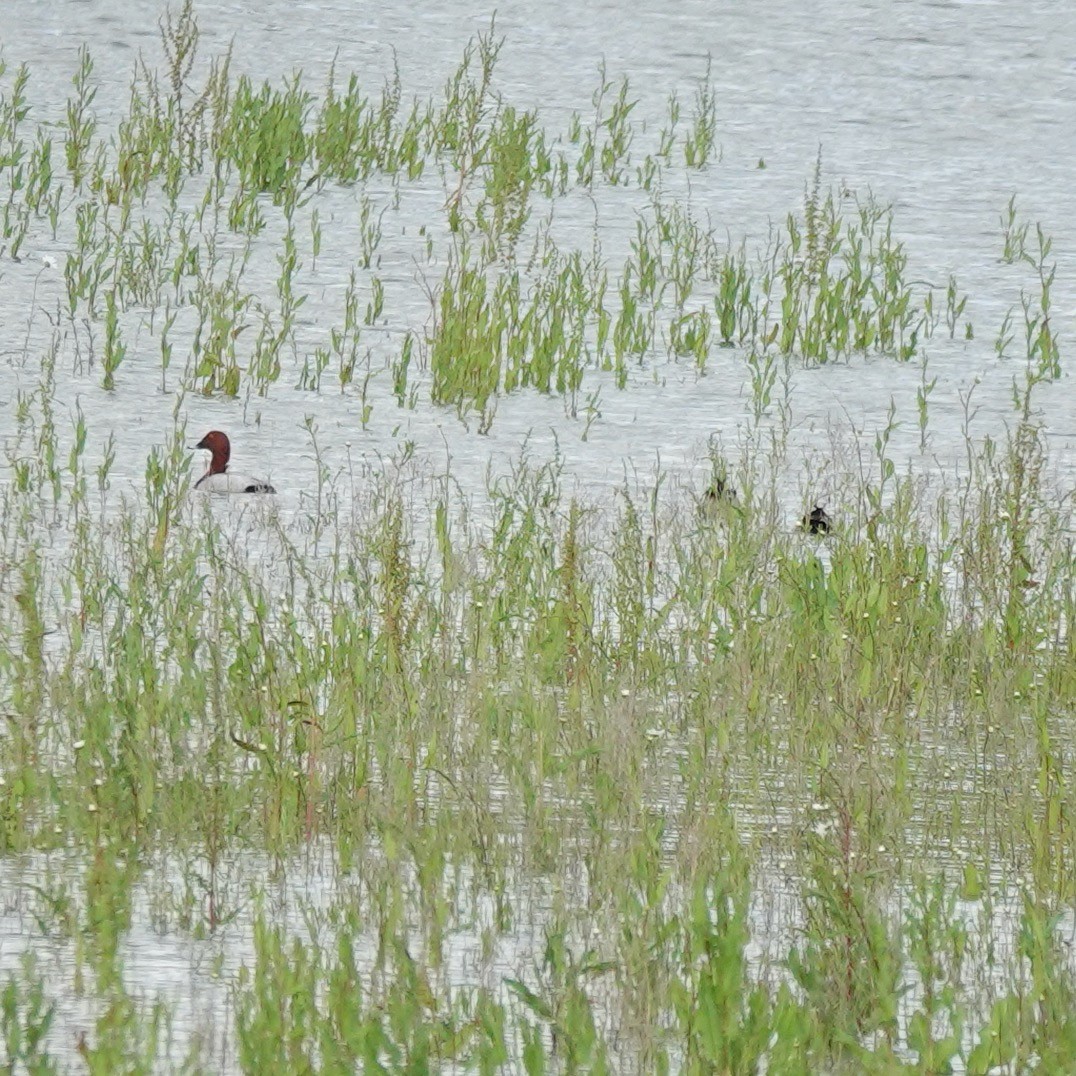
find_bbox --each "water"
[1,0,1075,1068]
[2,0,1075,515]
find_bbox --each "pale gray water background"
[2,0,1076,1068]
[1,0,1075,513]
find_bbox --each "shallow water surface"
[0,0,1073,507]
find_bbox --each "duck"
[193,430,276,494]
[704,477,738,505]
[801,504,832,535]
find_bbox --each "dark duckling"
[801,504,832,535]
[703,477,738,507]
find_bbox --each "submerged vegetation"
[0,1,1074,1071]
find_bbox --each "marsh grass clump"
[567,62,638,188]
[219,76,312,203]
[427,240,603,418]
[769,182,928,364]
[2,1,966,413]
[0,392,1074,1068]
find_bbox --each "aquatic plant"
[0,3,1072,1070]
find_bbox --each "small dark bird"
[703,478,738,506]
[802,504,832,535]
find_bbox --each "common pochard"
[193,431,276,494]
